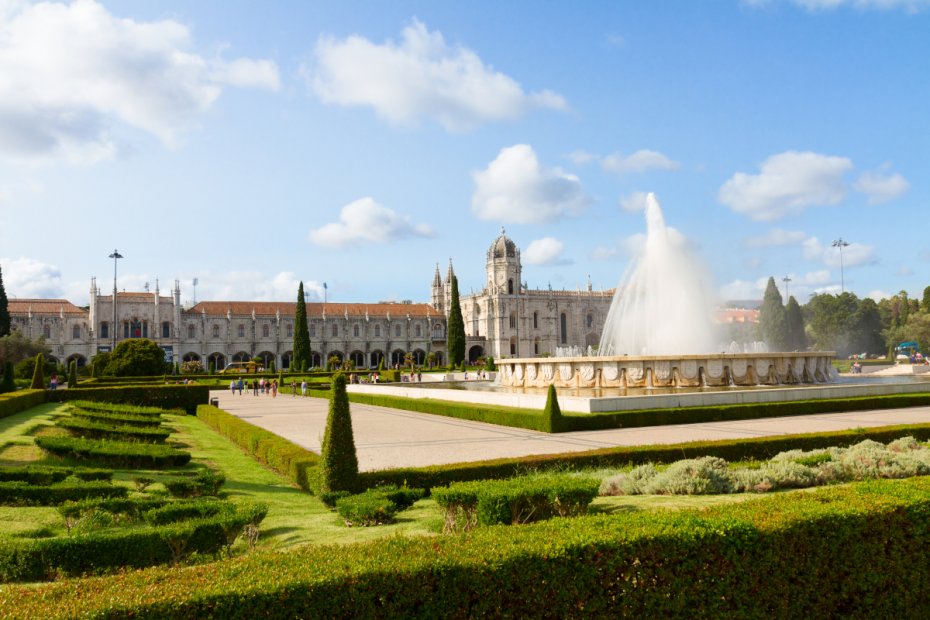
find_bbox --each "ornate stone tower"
[430,263,444,312]
[486,228,521,296]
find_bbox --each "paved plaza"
[209,389,930,472]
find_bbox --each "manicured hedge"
[48,385,210,415]
[0,503,267,582]
[360,422,930,492]
[196,405,319,492]
[56,417,171,443]
[0,480,127,506]
[0,467,112,485]
[67,400,171,417]
[70,408,163,428]
[35,436,191,469]
[4,477,930,617]
[0,390,46,420]
[57,497,170,520]
[344,390,930,434]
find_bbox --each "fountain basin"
[497,352,837,389]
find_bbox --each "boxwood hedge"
[67,400,171,417]
[48,385,210,415]
[0,467,112,485]
[3,477,930,617]
[69,408,163,428]
[0,390,46,420]
[0,480,128,506]
[56,417,171,443]
[34,436,191,469]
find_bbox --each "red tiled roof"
[185,301,443,318]
[716,308,760,324]
[8,299,87,316]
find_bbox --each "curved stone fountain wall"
[497,352,837,389]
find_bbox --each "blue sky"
[0,0,927,307]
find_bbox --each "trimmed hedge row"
[67,400,170,417]
[0,390,46,420]
[0,480,128,506]
[70,408,163,428]
[4,477,930,617]
[0,502,267,583]
[196,405,319,492]
[35,436,192,469]
[48,385,210,415]
[57,417,171,443]
[57,497,170,520]
[345,390,930,434]
[0,467,112,485]
[359,422,930,492]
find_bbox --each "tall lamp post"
[109,250,123,350]
[782,275,792,301]
[832,238,849,294]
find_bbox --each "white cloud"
[719,277,769,300]
[0,0,279,163]
[719,151,853,221]
[619,191,650,213]
[524,237,571,265]
[471,144,589,224]
[868,289,892,302]
[802,236,876,268]
[565,149,595,165]
[1,256,63,298]
[192,271,324,302]
[308,19,566,132]
[853,169,910,204]
[602,149,680,174]
[792,0,930,12]
[591,246,619,261]
[743,228,808,248]
[309,197,433,248]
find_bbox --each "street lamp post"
[832,238,850,294]
[782,275,792,301]
[109,250,123,350]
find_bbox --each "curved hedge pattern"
[35,436,191,469]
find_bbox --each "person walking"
[252,379,258,396]
[229,380,236,395]
[301,379,307,396]
[237,378,243,395]
[272,379,278,398]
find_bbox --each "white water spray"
[598,193,719,356]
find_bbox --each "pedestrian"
[259,377,265,394]
[252,379,258,396]
[292,380,297,397]
[301,379,307,396]
[230,380,235,395]
[237,378,243,395]
[272,379,278,398]
[49,373,58,390]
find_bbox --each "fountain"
[497,194,837,389]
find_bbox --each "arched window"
[310,324,316,337]
[238,324,245,338]
[510,337,517,355]
[374,325,381,337]
[586,314,593,329]
[188,324,195,339]
[353,324,359,338]
[262,324,270,338]
[331,323,338,337]
[508,279,514,295]
[534,338,540,354]
[100,322,109,339]
[162,321,170,338]
[509,313,517,329]
[212,325,220,338]
[533,312,538,329]
[286,323,293,337]
[394,324,401,337]
[560,313,568,345]
[415,324,421,337]
[72,325,80,339]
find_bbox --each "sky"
[0,0,927,308]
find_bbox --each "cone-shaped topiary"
[318,373,359,495]
[67,360,77,388]
[447,275,466,367]
[0,361,14,393]
[30,353,45,390]
[293,282,311,372]
[542,384,562,433]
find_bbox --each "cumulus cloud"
[191,271,325,302]
[308,19,566,132]
[868,290,892,302]
[619,191,650,213]
[309,197,434,248]
[1,257,64,298]
[565,149,595,165]
[743,228,808,248]
[802,236,876,268]
[792,0,929,11]
[524,237,571,265]
[0,0,279,163]
[471,144,589,224]
[719,270,834,302]
[719,151,853,221]
[853,169,910,204]
[591,246,620,261]
[719,277,768,301]
[602,149,680,174]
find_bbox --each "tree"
[92,351,111,377]
[850,298,885,356]
[67,360,77,388]
[293,282,311,373]
[784,296,807,351]
[804,292,859,357]
[30,353,45,389]
[446,275,466,367]
[105,339,168,376]
[0,331,49,368]
[922,286,930,314]
[758,277,787,351]
[0,264,9,337]
[0,361,14,394]
[318,373,359,494]
[542,383,562,433]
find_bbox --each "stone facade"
[432,230,615,362]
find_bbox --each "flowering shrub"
[180,360,204,374]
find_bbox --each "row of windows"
[93,321,442,341]
[503,312,592,335]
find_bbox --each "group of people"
[228,377,281,397]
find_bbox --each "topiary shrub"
[318,374,359,495]
[542,384,562,433]
[30,353,45,390]
[0,361,14,394]
[67,361,78,389]
[335,492,396,526]
[485,356,496,371]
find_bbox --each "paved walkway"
[209,390,930,472]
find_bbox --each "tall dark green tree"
[293,282,311,372]
[67,360,78,388]
[922,286,930,314]
[30,352,45,390]
[804,292,859,357]
[447,275,466,366]
[851,297,885,355]
[759,277,788,351]
[0,264,9,337]
[542,383,562,433]
[784,296,807,351]
[318,373,359,494]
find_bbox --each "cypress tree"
[785,296,807,351]
[67,360,78,388]
[447,275,466,366]
[542,383,562,433]
[0,264,9,337]
[293,282,311,372]
[30,353,45,390]
[759,277,788,351]
[318,373,359,494]
[0,361,14,393]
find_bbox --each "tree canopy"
[758,277,787,351]
[105,339,168,376]
[293,282,311,372]
[447,275,466,366]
